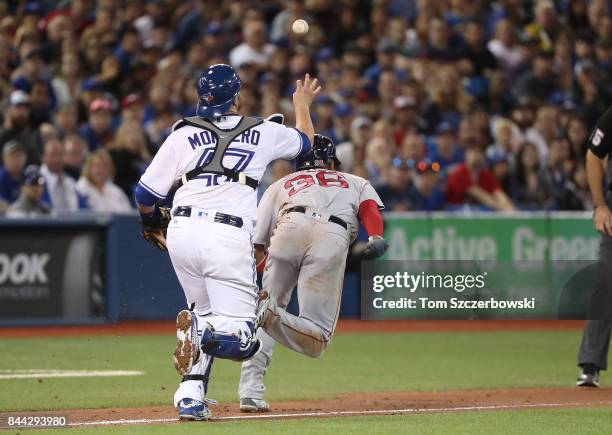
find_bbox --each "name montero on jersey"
[188,129,261,150]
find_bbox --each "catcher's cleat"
[239,397,270,413]
[177,398,213,421]
[577,367,600,387]
[173,310,203,376]
[254,290,270,330]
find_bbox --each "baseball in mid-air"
[292,19,309,35]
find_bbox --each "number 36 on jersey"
[284,170,349,196]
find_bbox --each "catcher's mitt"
[140,206,171,251]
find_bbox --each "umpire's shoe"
[240,397,270,413]
[177,398,213,421]
[173,310,203,376]
[576,365,600,387]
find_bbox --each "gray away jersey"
[255,168,384,245]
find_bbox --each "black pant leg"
[578,234,612,370]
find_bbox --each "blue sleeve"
[0,173,8,201]
[135,181,163,207]
[78,193,89,209]
[41,187,51,207]
[11,76,31,92]
[292,128,311,157]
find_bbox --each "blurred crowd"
[0,0,606,217]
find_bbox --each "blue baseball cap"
[548,91,577,112]
[315,94,333,105]
[465,76,488,98]
[487,149,509,164]
[316,47,335,63]
[206,22,222,36]
[81,77,103,92]
[23,165,46,186]
[435,122,456,135]
[333,103,353,118]
[259,72,279,85]
[23,2,43,16]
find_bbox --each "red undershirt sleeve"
[357,199,384,237]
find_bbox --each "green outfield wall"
[383,212,599,261]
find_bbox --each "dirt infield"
[12,387,612,428]
[0,319,584,338]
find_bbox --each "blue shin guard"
[200,323,260,361]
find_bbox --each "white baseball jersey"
[138,115,307,225]
[254,168,384,245]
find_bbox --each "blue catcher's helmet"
[296,134,340,170]
[196,64,242,118]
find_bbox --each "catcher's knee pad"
[200,321,260,361]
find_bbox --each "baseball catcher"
[135,64,321,421]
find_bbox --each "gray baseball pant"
[239,212,349,399]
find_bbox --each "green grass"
[13,408,612,435]
[0,330,586,412]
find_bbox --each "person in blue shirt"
[410,158,446,211]
[12,48,57,111]
[377,158,414,211]
[113,27,141,75]
[79,98,115,151]
[427,122,464,169]
[326,103,353,145]
[5,164,50,218]
[363,40,406,92]
[0,141,27,209]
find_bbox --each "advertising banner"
[383,213,599,261]
[0,226,105,320]
[370,213,601,319]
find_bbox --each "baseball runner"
[238,134,389,412]
[134,64,321,421]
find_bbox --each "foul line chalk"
[69,400,612,427]
[0,370,144,379]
